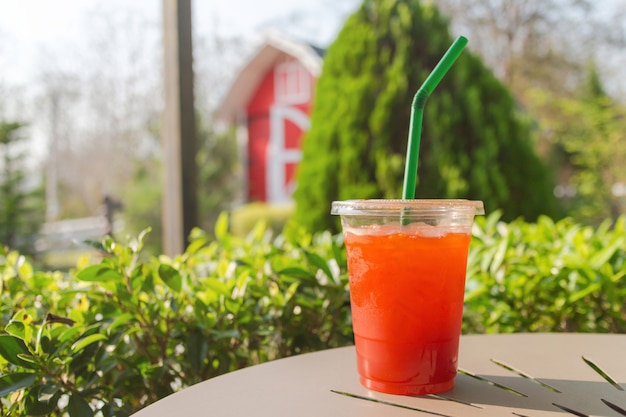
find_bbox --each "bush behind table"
[1,212,624,416]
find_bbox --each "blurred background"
[1,0,625,266]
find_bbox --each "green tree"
[196,119,241,234]
[117,115,241,256]
[294,0,560,232]
[0,122,45,254]
[119,160,164,256]
[528,64,626,224]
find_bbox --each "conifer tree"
[293,0,560,232]
[0,122,45,253]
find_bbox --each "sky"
[0,0,360,165]
[1,0,624,152]
[0,0,359,87]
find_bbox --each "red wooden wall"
[245,55,314,203]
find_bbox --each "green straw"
[402,36,469,199]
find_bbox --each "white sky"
[0,0,359,165]
[0,0,358,87]
[1,0,623,140]
[2,0,623,96]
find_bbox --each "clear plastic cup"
[331,199,484,395]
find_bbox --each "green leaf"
[76,265,123,282]
[489,239,508,276]
[39,335,56,355]
[5,320,26,339]
[211,329,240,340]
[193,298,209,322]
[284,282,300,303]
[214,212,229,240]
[278,267,317,283]
[304,250,334,281]
[100,403,129,417]
[590,237,624,270]
[38,383,60,402]
[569,283,601,303]
[68,392,95,417]
[16,353,38,366]
[130,265,147,292]
[479,246,496,273]
[204,278,231,297]
[0,372,36,397]
[186,330,208,372]
[79,239,108,254]
[0,334,36,369]
[71,333,107,353]
[24,384,60,416]
[107,313,134,335]
[186,232,208,255]
[58,326,82,343]
[136,228,152,249]
[158,264,182,292]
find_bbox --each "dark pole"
[162,0,198,256]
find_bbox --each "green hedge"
[1,213,625,415]
[229,202,294,238]
[465,213,626,333]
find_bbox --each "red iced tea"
[344,226,472,395]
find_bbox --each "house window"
[274,59,310,105]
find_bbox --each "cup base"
[360,376,455,396]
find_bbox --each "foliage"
[436,0,594,96]
[2,212,626,415]
[0,215,351,416]
[293,0,561,233]
[116,116,242,257]
[119,161,164,257]
[434,2,625,224]
[526,65,626,224]
[35,11,162,220]
[464,212,626,333]
[230,202,294,238]
[196,120,242,234]
[0,122,45,255]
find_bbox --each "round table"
[131,333,626,416]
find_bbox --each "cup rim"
[330,199,485,216]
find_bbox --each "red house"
[217,32,323,204]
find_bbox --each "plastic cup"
[331,199,484,395]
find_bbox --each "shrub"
[230,202,294,238]
[0,215,351,416]
[464,212,626,333]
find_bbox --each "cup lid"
[330,199,485,216]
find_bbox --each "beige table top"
[131,333,626,417]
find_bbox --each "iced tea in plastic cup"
[331,199,484,395]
